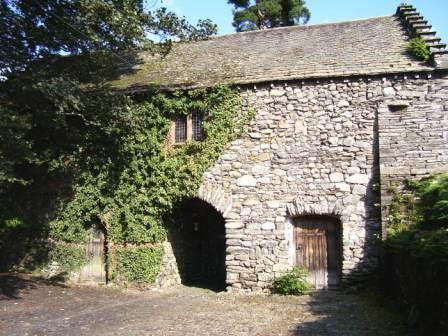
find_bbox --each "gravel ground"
[0,273,411,336]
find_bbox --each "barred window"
[175,115,187,143]
[192,112,204,141]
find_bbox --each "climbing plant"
[47,85,252,282]
[387,173,448,235]
[47,243,87,274]
[0,0,223,282]
[386,186,419,236]
[114,245,164,284]
[386,173,448,256]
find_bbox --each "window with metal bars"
[192,112,204,141]
[175,115,187,143]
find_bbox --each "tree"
[0,0,217,77]
[228,0,310,32]
[0,0,217,234]
[0,0,218,185]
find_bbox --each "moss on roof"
[111,15,434,91]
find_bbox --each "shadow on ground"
[0,273,67,300]
[0,274,413,336]
[285,290,413,336]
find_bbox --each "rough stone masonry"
[137,4,448,292]
[155,73,448,292]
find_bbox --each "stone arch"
[156,183,232,290]
[197,182,233,218]
[287,196,347,221]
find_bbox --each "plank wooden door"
[294,216,341,289]
[80,229,105,283]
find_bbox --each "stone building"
[118,5,448,292]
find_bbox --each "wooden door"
[294,216,341,289]
[80,229,105,283]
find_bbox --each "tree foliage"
[407,174,448,230]
[387,173,448,235]
[0,0,217,232]
[0,0,233,283]
[228,0,310,32]
[0,0,217,75]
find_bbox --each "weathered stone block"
[383,87,395,97]
[346,174,369,184]
[266,200,281,209]
[329,172,344,183]
[237,175,257,187]
[257,273,274,282]
[270,89,285,97]
[261,222,275,230]
[337,99,350,107]
[335,182,351,192]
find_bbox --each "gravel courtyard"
[0,274,411,336]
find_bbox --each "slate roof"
[113,14,437,91]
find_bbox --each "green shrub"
[409,173,448,230]
[384,174,448,333]
[0,201,27,237]
[48,243,87,273]
[271,267,312,295]
[387,229,448,258]
[387,173,448,234]
[408,37,431,62]
[115,245,164,284]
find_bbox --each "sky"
[155,0,448,43]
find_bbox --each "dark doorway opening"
[171,198,226,291]
[293,215,342,289]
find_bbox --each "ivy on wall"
[387,173,448,234]
[114,245,164,284]
[386,186,419,236]
[46,85,252,283]
[47,243,88,274]
[386,173,448,257]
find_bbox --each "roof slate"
[113,15,435,90]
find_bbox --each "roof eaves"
[120,67,436,94]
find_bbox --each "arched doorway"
[172,198,226,291]
[293,215,342,289]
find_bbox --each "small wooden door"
[294,216,341,289]
[80,228,106,283]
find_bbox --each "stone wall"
[155,242,181,288]
[377,74,448,236]
[159,72,448,292]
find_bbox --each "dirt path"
[0,274,410,336]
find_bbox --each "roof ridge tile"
[210,15,393,41]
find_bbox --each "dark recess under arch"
[170,198,226,291]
